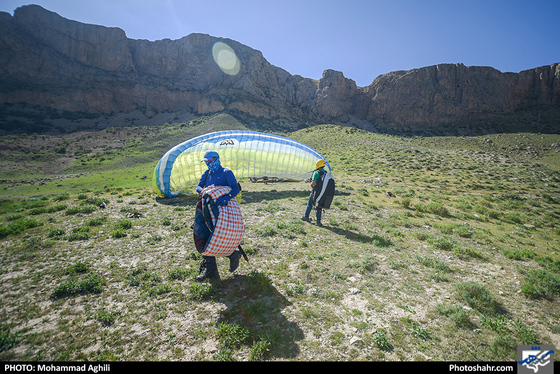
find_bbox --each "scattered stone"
[349,336,365,347]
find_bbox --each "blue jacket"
[196,168,240,197]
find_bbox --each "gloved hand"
[217,195,231,206]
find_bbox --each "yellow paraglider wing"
[153,130,330,197]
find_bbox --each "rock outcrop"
[0,5,559,135]
[364,63,560,134]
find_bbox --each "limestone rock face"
[1,5,559,134]
[363,63,560,133]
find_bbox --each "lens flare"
[212,42,240,75]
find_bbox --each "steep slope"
[0,5,559,135]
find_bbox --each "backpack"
[313,169,335,209]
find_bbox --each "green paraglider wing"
[153,130,330,197]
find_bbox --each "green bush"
[168,267,192,281]
[428,235,456,250]
[48,228,66,238]
[0,328,20,352]
[115,219,133,230]
[188,283,213,300]
[96,309,117,326]
[249,339,272,361]
[66,206,96,215]
[51,273,105,299]
[373,330,392,351]
[217,322,249,349]
[436,303,471,327]
[455,282,500,315]
[87,217,107,226]
[111,229,127,239]
[521,269,560,299]
[0,218,43,238]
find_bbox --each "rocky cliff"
[1,5,559,135]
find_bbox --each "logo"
[219,139,238,147]
[518,345,555,374]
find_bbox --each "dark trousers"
[203,256,217,270]
[304,194,322,223]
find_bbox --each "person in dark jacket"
[194,150,241,281]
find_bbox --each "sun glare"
[212,42,241,75]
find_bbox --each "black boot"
[196,258,220,281]
[196,267,220,281]
[228,250,241,273]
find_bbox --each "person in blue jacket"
[194,150,241,281]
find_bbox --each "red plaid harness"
[199,185,244,257]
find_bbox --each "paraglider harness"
[312,169,335,209]
[192,184,248,262]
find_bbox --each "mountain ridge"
[1,4,559,136]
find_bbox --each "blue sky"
[1,0,559,87]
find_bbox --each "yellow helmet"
[315,159,326,170]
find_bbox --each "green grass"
[0,121,559,361]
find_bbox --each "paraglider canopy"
[153,130,330,197]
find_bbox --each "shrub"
[521,269,560,299]
[427,202,449,216]
[51,273,105,299]
[83,197,105,206]
[480,314,508,333]
[0,328,20,352]
[400,197,412,209]
[111,229,127,239]
[502,248,535,261]
[188,283,213,300]
[246,270,273,295]
[115,219,132,230]
[359,253,378,273]
[217,322,249,349]
[416,201,449,216]
[254,225,277,237]
[78,273,105,294]
[148,284,171,297]
[66,261,90,274]
[453,246,483,260]
[436,303,471,327]
[96,309,117,326]
[48,228,66,238]
[371,234,392,247]
[87,217,107,226]
[428,235,456,250]
[168,267,192,281]
[513,320,540,345]
[373,330,392,351]
[455,282,500,315]
[147,234,163,244]
[66,206,95,215]
[249,339,272,361]
[66,232,89,241]
[416,255,451,273]
[126,264,161,288]
[0,218,43,238]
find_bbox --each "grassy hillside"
[0,113,249,196]
[0,120,559,362]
